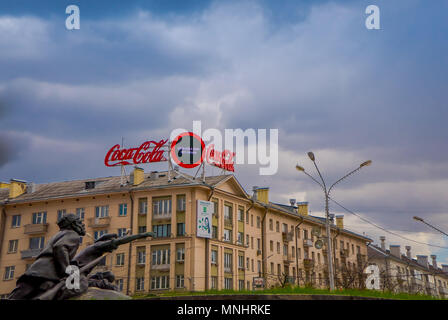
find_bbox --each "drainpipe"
[126,190,134,296]
[295,216,305,286]
[261,205,268,286]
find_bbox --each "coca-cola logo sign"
[104,139,168,167]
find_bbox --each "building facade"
[0,168,371,297]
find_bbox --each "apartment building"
[367,236,448,298]
[0,168,371,297]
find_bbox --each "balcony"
[224,267,233,274]
[224,219,233,228]
[87,217,111,228]
[152,213,172,221]
[283,254,293,264]
[303,239,313,247]
[21,248,42,260]
[356,253,366,265]
[303,258,314,269]
[282,232,293,242]
[24,223,48,235]
[151,264,170,271]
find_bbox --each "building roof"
[0,172,231,204]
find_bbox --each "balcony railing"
[283,254,293,264]
[224,267,232,273]
[21,248,42,260]
[24,223,48,235]
[152,213,172,221]
[303,258,314,269]
[224,219,233,228]
[87,217,111,228]
[282,232,293,242]
[303,239,313,247]
[151,264,170,271]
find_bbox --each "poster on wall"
[197,200,213,238]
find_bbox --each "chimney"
[389,245,401,258]
[149,171,159,180]
[26,182,36,193]
[297,202,309,216]
[289,199,296,206]
[431,255,437,268]
[442,265,448,274]
[416,255,429,268]
[405,246,412,259]
[380,236,386,251]
[336,215,344,229]
[0,182,10,189]
[252,186,259,201]
[9,179,27,199]
[130,167,144,186]
[329,214,335,225]
[254,187,269,204]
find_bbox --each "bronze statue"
[9,213,154,300]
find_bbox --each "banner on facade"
[196,200,213,238]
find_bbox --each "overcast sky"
[1,0,448,264]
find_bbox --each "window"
[277,242,280,254]
[4,266,15,280]
[212,226,218,239]
[238,208,244,222]
[152,224,171,238]
[239,280,245,290]
[116,279,124,291]
[8,240,18,253]
[177,248,185,262]
[271,263,274,274]
[256,216,261,228]
[137,249,146,265]
[76,208,85,220]
[304,229,308,239]
[152,198,171,217]
[11,215,21,228]
[224,252,232,273]
[224,205,232,221]
[250,214,253,226]
[139,198,148,215]
[138,226,147,234]
[238,255,244,269]
[95,206,109,218]
[282,223,288,233]
[117,228,127,238]
[32,212,47,224]
[136,277,144,291]
[151,249,171,265]
[211,250,218,264]
[257,261,261,274]
[251,237,254,249]
[224,278,233,290]
[177,223,185,236]
[297,228,301,239]
[283,244,288,256]
[317,253,321,263]
[29,237,44,249]
[292,246,295,258]
[297,248,301,259]
[57,209,66,221]
[237,232,244,245]
[211,276,218,289]
[246,258,250,270]
[270,240,273,252]
[151,276,169,289]
[223,229,232,242]
[246,212,249,224]
[352,244,355,254]
[246,235,249,246]
[277,264,281,275]
[176,275,184,288]
[276,221,279,232]
[177,196,186,212]
[116,253,125,266]
[251,259,254,272]
[257,238,261,250]
[269,219,273,230]
[94,230,107,240]
[119,203,127,216]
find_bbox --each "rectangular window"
[246,235,249,246]
[224,204,232,221]
[269,219,273,231]
[237,232,244,245]
[270,240,273,252]
[95,206,109,218]
[137,249,146,265]
[211,276,218,289]
[177,223,185,236]
[250,215,253,227]
[29,237,44,249]
[238,254,244,269]
[271,262,274,274]
[176,275,184,288]
[223,229,232,242]
[224,252,232,273]
[151,249,171,265]
[118,203,127,216]
[11,215,21,228]
[152,198,172,217]
[239,280,245,290]
[138,198,147,215]
[4,266,15,280]
[211,250,218,264]
[177,196,186,212]
[136,277,144,291]
[76,208,85,220]
[297,248,301,259]
[57,209,66,221]
[176,248,185,262]
[276,221,279,232]
[151,276,169,289]
[277,242,280,254]
[116,253,125,266]
[257,261,261,274]
[237,208,244,222]
[8,240,18,253]
[138,226,147,234]
[246,257,250,270]
[117,228,127,238]
[256,216,261,228]
[257,238,261,250]
[224,278,233,290]
[282,223,288,233]
[152,224,171,238]
[212,226,218,239]
[246,212,249,224]
[283,244,288,256]
[32,212,47,224]
[116,279,124,291]
[94,230,107,240]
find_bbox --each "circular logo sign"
[170,132,205,169]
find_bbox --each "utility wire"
[328,197,448,250]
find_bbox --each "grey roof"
[1,172,231,204]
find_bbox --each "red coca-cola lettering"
[104,139,168,167]
[204,144,235,172]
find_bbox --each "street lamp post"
[296,153,371,291]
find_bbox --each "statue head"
[57,213,86,236]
